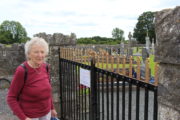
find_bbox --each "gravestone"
[140,63,145,79]
[142,48,149,62]
[117,48,120,54]
[127,48,133,57]
[151,38,155,54]
[108,48,111,55]
[145,35,150,50]
[120,42,125,55]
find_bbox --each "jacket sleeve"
[6,66,27,120]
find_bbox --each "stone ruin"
[34,32,76,46]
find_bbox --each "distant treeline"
[77,36,126,45]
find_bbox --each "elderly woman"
[7,37,57,120]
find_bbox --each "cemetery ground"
[83,54,155,76]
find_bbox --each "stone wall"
[155,6,180,120]
[0,43,25,78]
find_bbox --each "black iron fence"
[59,57,158,120]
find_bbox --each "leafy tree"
[112,28,125,42]
[133,11,156,44]
[0,20,29,44]
[0,31,13,44]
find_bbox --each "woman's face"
[28,44,46,66]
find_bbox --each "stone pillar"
[155,6,180,120]
[48,46,61,117]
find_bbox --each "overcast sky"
[0,0,179,39]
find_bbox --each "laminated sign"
[80,68,90,88]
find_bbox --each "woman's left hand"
[51,109,58,117]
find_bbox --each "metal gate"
[59,48,158,120]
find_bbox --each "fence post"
[90,57,97,120]
[59,47,64,120]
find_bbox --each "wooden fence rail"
[60,47,159,85]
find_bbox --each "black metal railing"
[59,58,158,120]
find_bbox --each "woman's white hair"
[24,37,49,60]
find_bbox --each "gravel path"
[0,89,18,120]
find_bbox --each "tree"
[112,28,125,42]
[0,31,13,44]
[0,20,29,44]
[133,11,156,44]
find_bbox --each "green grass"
[149,55,155,76]
[83,54,155,76]
[80,88,90,95]
[132,47,143,54]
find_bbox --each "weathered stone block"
[158,64,180,111]
[159,104,180,120]
[155,6,180,64]
[34,32,76,46]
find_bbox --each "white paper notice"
[80,68,90,88]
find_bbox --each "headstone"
[140,63,151,80]
[127,48,133,57]
[151,38,155,54]
[117,48,120,54]
[140,63,146,79]
[142,48,149,62]
[120,42,125,55]
[145,35,151,50]
[108,48,111,55]
[121,42,124,48]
